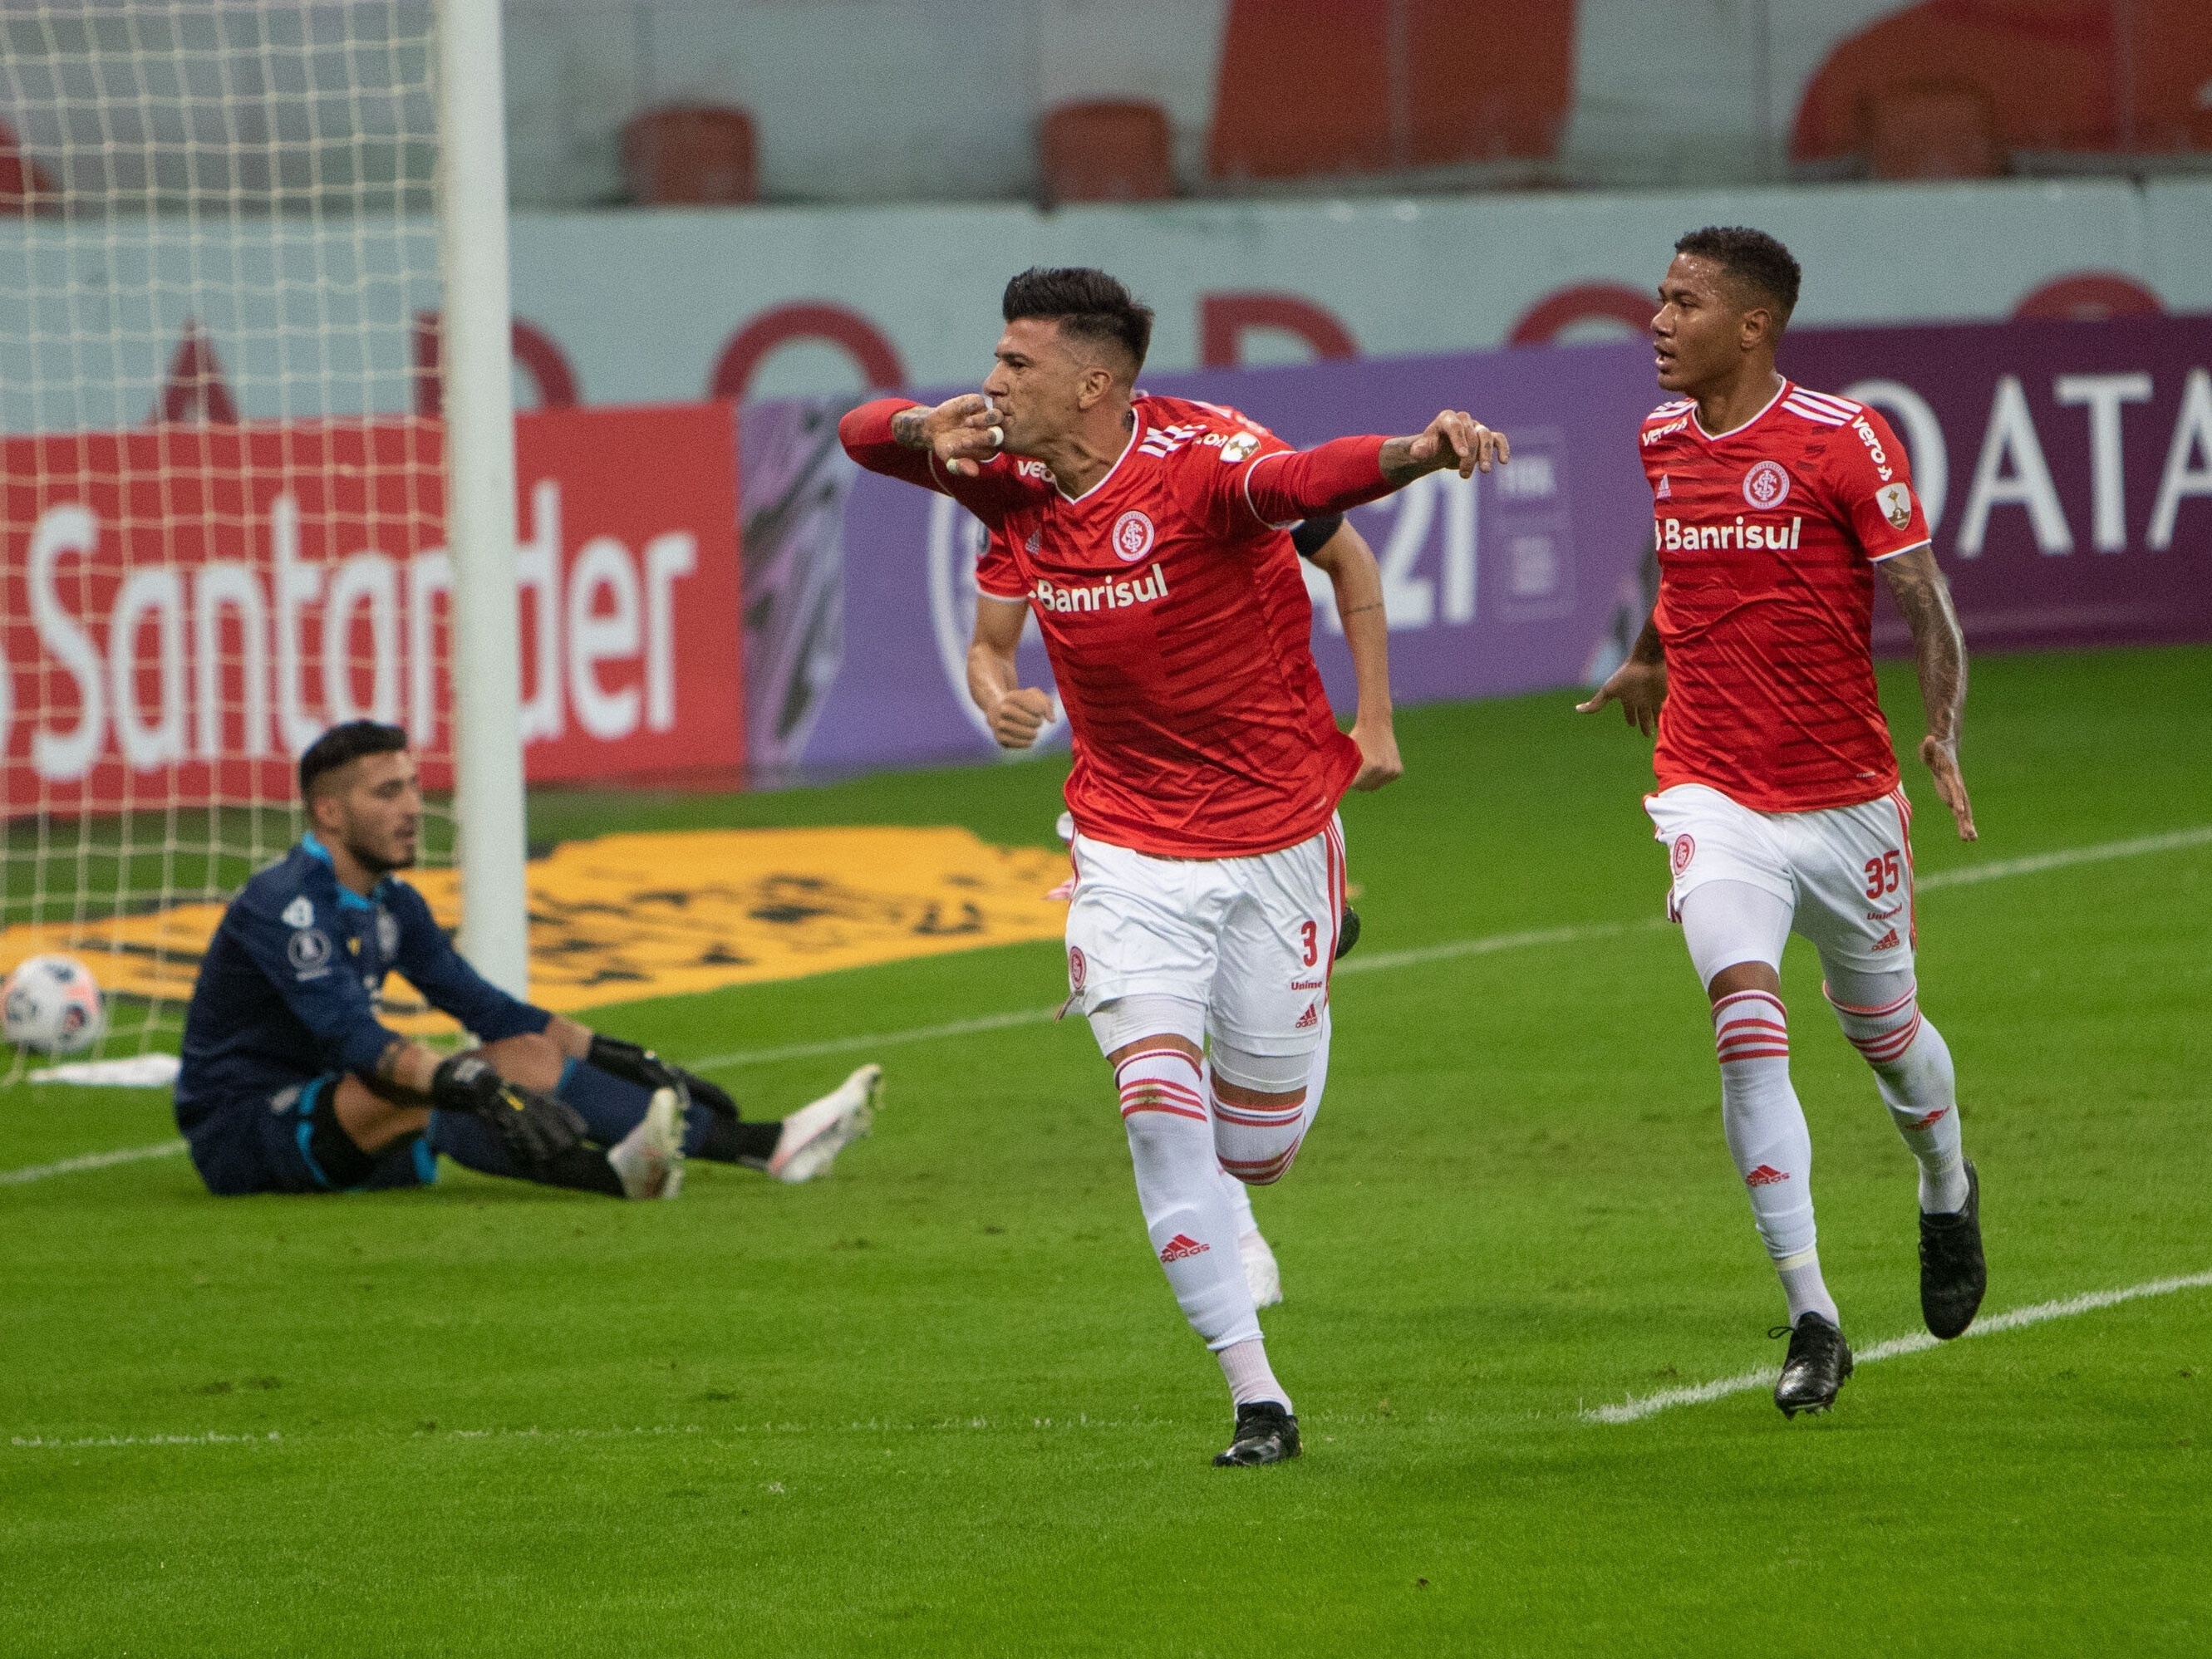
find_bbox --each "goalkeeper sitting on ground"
[174,720,879,1200]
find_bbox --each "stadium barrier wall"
[0,401,744,813]
[498,180,2212,406]
[744,312,2212,781]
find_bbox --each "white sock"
[1217,1338,1290,1412]
[1713,989,1838,1328]
[1826,974,1969,1214]
[1115,1045,1261,1353]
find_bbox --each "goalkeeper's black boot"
[1920,1159,1986,1340]
[1772,1313,1852,1418]
[1212,1401,1301,1466]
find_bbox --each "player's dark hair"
[1002,266,1153,375]
[299,720,409,801]
[1675,226,1801,325]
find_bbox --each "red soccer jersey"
[842,394,1382,858]
[1639,380,1931,813]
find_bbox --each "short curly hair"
[1675,226,1802,324]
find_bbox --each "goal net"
[0,0,472,1061]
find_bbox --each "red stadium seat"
[1207,0,1575,184]
[1866,84,2003,179]
[1793,0,2212,172]
[1040,101,1176,204]
[621,104,758,206]
[0,116,57,214]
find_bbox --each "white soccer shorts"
[1645,782,1918,975]
[1064,817,1345,1057]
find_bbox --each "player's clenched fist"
[990,686,1053,750]
[891,394,1004,478]
[1382,410,1510,483]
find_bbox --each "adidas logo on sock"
[1744,1164,1791,1187]
[1904,1107,1949,1131]
[1159,1233,1210,1262]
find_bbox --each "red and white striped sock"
[1115,1045,1261,1353]
[1826,977,1969,1214]
[1713,989,1837,1328]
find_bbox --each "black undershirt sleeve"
[1290,513,1344,561]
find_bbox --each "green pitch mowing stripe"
[7,816,2202,1184]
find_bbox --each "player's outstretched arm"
[1880,545,1978,842]
[966,593,1052,749]
[838,395,1002,483]
[1241,412,1508,525]
[1575,614,1669,737]
[1379,410,1509,484]
[1305,521,1402,790]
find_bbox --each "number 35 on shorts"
[1863,849,1902,900]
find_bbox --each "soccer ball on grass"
[2,955,105,1054]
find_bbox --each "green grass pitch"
[3,645,2208,1657]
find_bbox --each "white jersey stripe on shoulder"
[1782,397,1851,427]
[1789,388,1862,416]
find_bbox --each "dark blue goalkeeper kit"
[175,834,550,1195]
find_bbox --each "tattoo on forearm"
[1339,601,1384,619]
[892,408,928,450]
[1882,554,1968,739]
[1378,437,1428,487]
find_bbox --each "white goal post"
[0,0,530,1051]
[436,0,528,998]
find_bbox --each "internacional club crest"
[1110,509,1156,562]
[1068,945,1088,992]
[1672,834,1697,876]
[1741,459,1792,511]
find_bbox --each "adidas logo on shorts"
[1294,1003,1319,1029]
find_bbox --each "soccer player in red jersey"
[1580,227,1988,1416]
[840,267,1504,1465]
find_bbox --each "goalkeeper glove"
[430,1052,587,1168]
[587,1033,738,1121]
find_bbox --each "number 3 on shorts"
[1300,920,1320,967]
[1863,850,1902,900]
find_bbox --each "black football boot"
[1772,1313,1854,1418]
[1920,1159,1987,1340]
[1213,1401,1303,1466]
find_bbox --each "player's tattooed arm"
[1575,613,1669,738]
[1880,545,1978,842]
[1305,521,1403,790]
[1379,410,1510,485]
[892,395,1003,477]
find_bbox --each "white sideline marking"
[7,822,2205,1180]
[1583,1269,2212,1424]
[1915,823,2212,890]
[0,1139,186,1186]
